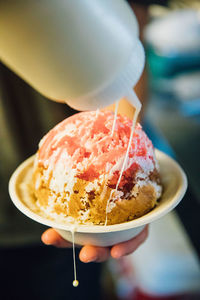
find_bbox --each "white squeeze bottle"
[0,0,144,111]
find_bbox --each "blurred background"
[0,0,200,299]
[105,1,200,299]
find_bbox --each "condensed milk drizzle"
[71,226,79,287]
[105,91,141,225]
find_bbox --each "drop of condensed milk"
[73,279,79,287]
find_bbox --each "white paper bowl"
[9,149,187,247]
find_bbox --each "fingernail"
[84,256,97,263]
[41,237,50,245]
[44,242,52,246]
[112,251,122,259]
[114,254,121,259]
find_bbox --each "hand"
[41,225,148,263]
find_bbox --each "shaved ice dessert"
[32,110,162,225]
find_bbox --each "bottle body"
[0,0,144,110]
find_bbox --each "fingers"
[41,228,72,248]
[79,245,110,263]
[42,229,110,262]
[111,225,149,259]
[41,226,148,262]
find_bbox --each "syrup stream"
[105,91,141,225]
[71,92,141,281]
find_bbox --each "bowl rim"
[9,149,187,233]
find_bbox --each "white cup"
[9,150,187,247]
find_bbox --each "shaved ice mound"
[32,110,162,225]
